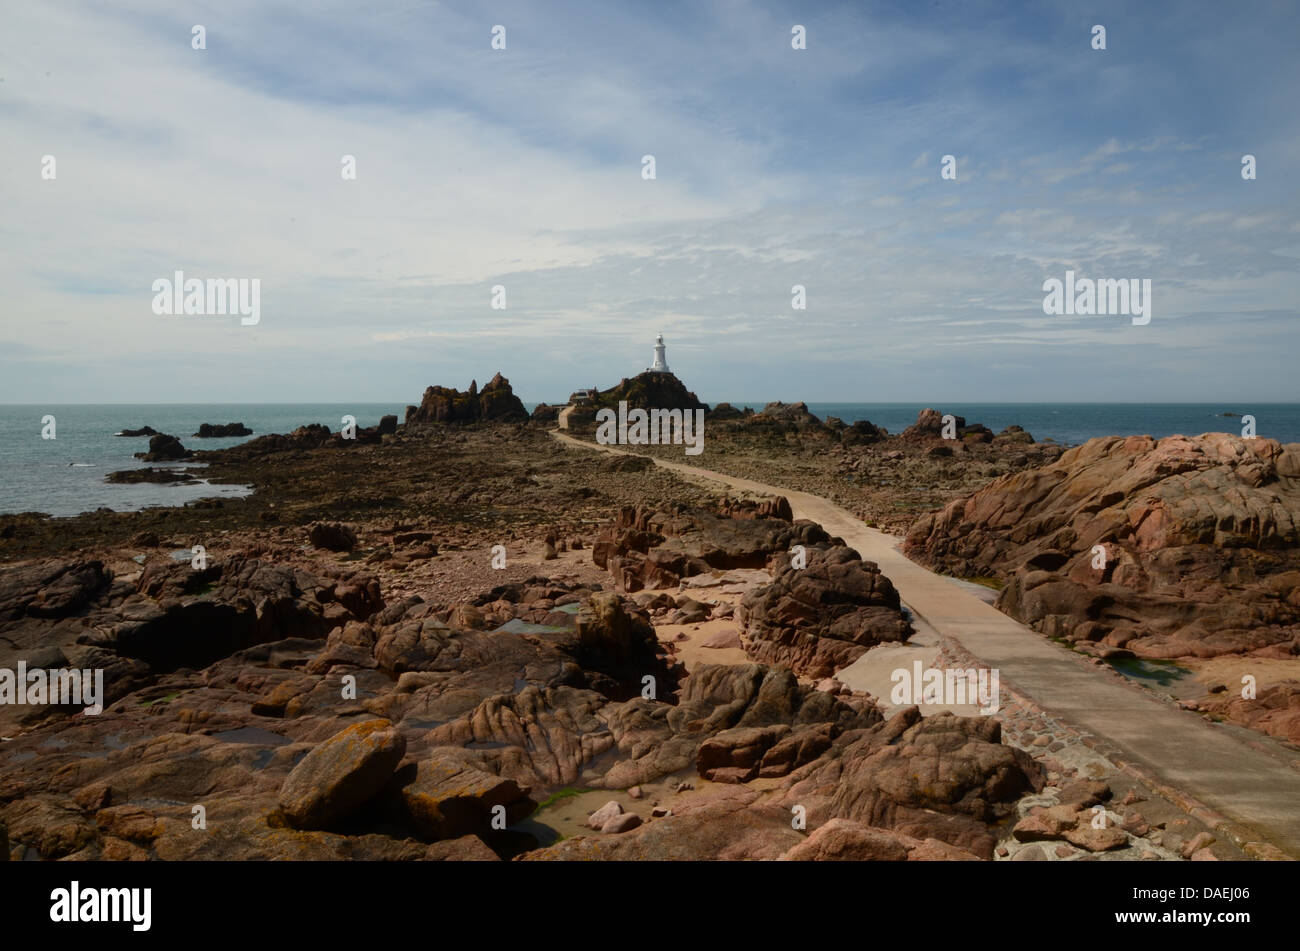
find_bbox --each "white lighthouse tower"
[647,334,671,373]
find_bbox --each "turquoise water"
[1,402,1296,517]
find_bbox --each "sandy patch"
[1182,655,1300,694]
[834,614,987,717]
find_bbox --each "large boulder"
[277,719,407,829]
[394,748,533,840]
[309,522,358,552]
[782,708,1042,859]
[738,545,912,678]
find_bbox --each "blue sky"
[2,0,1298,404]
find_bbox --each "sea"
[1,402,1296,518]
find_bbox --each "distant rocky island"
[193,422,252,438]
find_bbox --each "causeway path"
[555,431,1300,857]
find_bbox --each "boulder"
[738,545,912,678]
[395,748,533,840]
[134,433,192,461]
[309,522,358,552]
[277,720,407,829]
[587,800,623,830]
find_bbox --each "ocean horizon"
[3,401,1297,518]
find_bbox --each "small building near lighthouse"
[647,334,671,373]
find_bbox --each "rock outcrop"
[901,408,996,444]
[591,501,831,593]
[739,545,913,678]
[0,553,382,732]
[134,433,192,461]
[749,401,822,430]
[906,433,1300,659]
[193,423,253,438]
[406,373,529,426]
[1193,681,1300,745]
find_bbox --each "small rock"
[1063,826,1129,852]
[587,800,623,830]
[627,786,642,800]
[1181,831,1215,859]
[1121,812,1150,837]
[602,813,642,834]
[1057,779,1111,808]
[1012,804,1080,842]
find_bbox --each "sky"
[2,0,1298,405]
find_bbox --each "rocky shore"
[1,372,1295,860]
[2,495,1052,861]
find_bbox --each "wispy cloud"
[1,0,1297,403]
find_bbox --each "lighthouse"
[647,334,671,373]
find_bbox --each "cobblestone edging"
[934,637,1292,861]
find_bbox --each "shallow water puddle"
[1106,656,1196,695]
[492,618,569,635]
